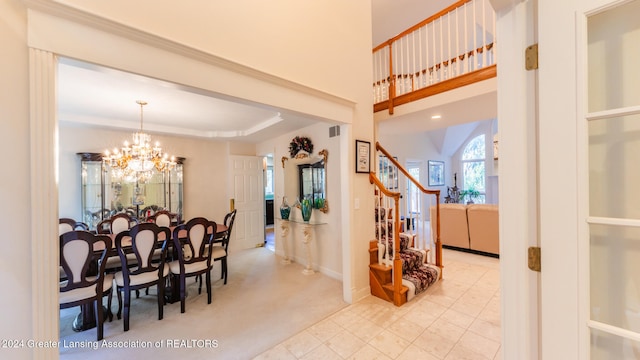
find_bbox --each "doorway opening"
[264,154,275,251]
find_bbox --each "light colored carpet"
[59,247,347,359]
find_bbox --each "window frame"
[461,134,487,204]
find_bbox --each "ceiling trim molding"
[23,0,356,110]
[59,112,286,140]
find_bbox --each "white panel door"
[539,0,640,358]
[229,155,264,251]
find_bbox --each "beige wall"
[53,0,372,101]
[257,122,344,278]
[0,0,31,351]
[1,0,373,354]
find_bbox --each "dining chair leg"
[123,290,131,331]
[198,274,203,294]
[157,282,164,320]
[222,259,228,285]
[179,275,186,314]
[206,271,212,304]
[94,299,104,341]
[116,288,123,320]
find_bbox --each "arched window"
[461,134,486,203]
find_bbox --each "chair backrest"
[150,210,172,228]
[59,218,89,236]
[172,217,216,266]
[96,219,112,234]
[221,210,237,249]
[112,213,135,234]
[59,231,111,294]
[59,218,76,236]
[115,223,169,280]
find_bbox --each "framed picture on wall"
[355,140,370,173]
[428,160,445,186]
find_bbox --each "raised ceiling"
[57,58,318,143]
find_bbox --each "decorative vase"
[301,197,313,222]
[280,196,291,220]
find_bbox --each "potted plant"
[460,187,480,204]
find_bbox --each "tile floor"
[254,249,501,360]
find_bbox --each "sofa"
[430,203,499,255]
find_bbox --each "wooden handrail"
[369,173,401,200]
[372,0,472,52]
[375,142,443,277]
[376,142,440,197]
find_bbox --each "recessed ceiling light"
[431,115,442,120]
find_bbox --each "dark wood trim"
[77,152,186,164]
[442,244,500,259]
[77,152,104,161]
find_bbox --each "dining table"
[71,223,228,332]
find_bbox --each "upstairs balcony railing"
[373,0,496,114]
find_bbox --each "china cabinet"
[77,153,184,230]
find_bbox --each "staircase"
[369,142,442,306]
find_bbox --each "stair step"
[382,283,409,296]
[369,263,393,285]
[369,263,392,272]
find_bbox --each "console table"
[277,218,326,275]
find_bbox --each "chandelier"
[104,100,176,180]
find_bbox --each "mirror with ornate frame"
[282,149,328,213]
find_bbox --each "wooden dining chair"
[168,217,217,313]
[59,218,89,235]
[149,210,172,228]
[112,213,138,234]
[114,223,170,331]
[58,218,89,280]
[211,209,237,285]
[97,212,138,234]
[99,213,139,273]
[59,231,113,341]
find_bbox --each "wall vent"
[329,125,340,138]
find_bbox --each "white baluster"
[446,11,451,80]
[419,26,423,89]
[427,23,432,84]
[491,1,496,65]
[438,17,443,82]
[455,7,460,78]
[464,2,469,73]
[473,0,477,71]
[482,0,487,68]
[373,53,378,103]
[377,49,381,101]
